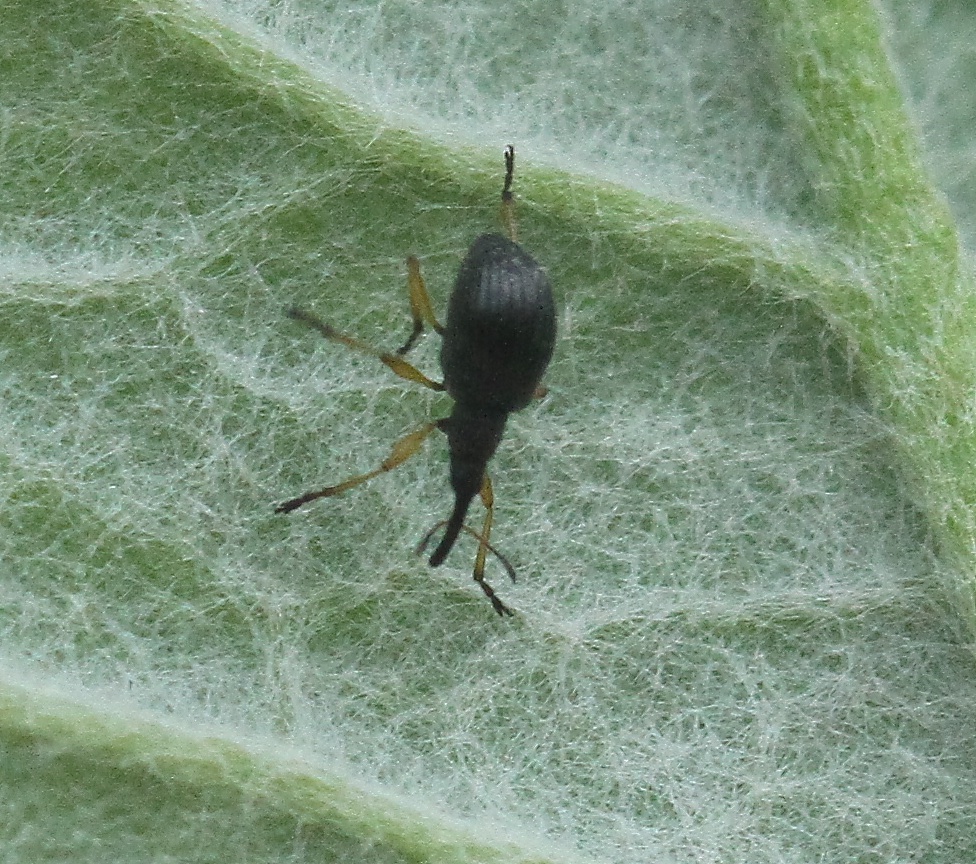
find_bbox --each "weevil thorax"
[440,233,556,413]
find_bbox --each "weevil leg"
[416,521,517,582]
[473,474,495,581]
[415,509,517,616]
[473,474,515,616]
[397,256,444,355]
[275,421,439,514]
[286,306,445,392]
[501,145,517,243]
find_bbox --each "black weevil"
[276,147,556,616]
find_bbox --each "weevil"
[276,146,556,616]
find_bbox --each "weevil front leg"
[472,474,514,617]
[275,421,439,514]
[397,256,444,356]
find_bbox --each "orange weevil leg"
[275,421,439,514]
[286,306,444,392]
[473,474,514,616]
[397,256,444,356]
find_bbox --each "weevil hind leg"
[285,306,445,392]
[501,144,518,243]
[275,421,439,514]
[397,256,444,355]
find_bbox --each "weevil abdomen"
[440,233,556,413]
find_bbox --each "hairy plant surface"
[2,1,975,861]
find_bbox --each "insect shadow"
[276,147,556,616]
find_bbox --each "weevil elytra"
[276,147,556,616]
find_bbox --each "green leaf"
[2,1,975,861]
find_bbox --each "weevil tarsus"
[501,144,517,243]
[416,479,516,618]
[275,421,440,514]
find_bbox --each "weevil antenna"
[416,521,517,583]
[426,496,471,568]
[419,508,517,616]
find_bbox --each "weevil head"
[427,404,508,567]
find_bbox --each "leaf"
[1,1,974,861]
